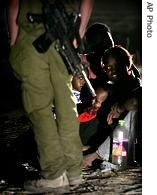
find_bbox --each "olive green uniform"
[9,0,82,180]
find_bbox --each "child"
[79,86,110,147]
[100,45,142,125]
[72,74,112,150]
[83,45,142,168]
[83,23,140,84]
[72,75,86,104]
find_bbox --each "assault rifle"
[27,0,96,97]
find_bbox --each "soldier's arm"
[7,0,19,45]
[79,0,95,39]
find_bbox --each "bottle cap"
[118,120,125,126]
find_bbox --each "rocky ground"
[0,167,142,195]
[0,109,142,195]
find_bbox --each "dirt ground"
[0,109,142,195]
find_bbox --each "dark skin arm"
[107,97,140,125]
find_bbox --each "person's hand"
[80,54,97,79]
[80,54,89,65]
[73,38,78,48]
[86,106,97,115]
[107,103,124,125]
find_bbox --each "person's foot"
[24,171,70,194]
[81,145,90,152]
[83,152,100,168]
[100,160,119,172]
[69,175,83,190]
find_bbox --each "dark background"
[0,0,142,114]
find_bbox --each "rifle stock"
[27,0,96,97]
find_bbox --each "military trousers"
[9,27,82,180]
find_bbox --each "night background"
[0,0,142,192]
[0,0,142,114]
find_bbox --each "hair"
[102,45,133,70]
[84,23,114,54]
[96,83,113,97]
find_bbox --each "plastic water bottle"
[111,120,128,168]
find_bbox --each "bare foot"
[81,145,90,151]
[83,152,100,168]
